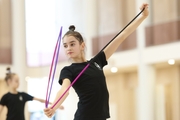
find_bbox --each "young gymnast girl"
[0,67,62,120]
[44,3,149,120]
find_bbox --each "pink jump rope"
[45,7,145,109]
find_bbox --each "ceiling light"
[110,67,118,73]
[168,59,175,65]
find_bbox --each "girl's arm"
[33,97,64,110]
[33,97,46,103]
[44,78,70,118]
[0,105,4,115]
[104,3,149,60]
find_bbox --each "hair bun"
[6,67,11,74]
[69,25,75,31]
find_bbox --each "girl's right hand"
[44,107,55,118]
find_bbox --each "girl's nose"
[67,46,71,50]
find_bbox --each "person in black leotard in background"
[0,67,63,120]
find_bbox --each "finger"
[46,112,52,117]
[48,112,54,118]
[44,108,50,112]
[59,105,64,110]
[47,110,54,116]
[143,3,149,9]
[44,111,50,115]
[140,3,148,10]
[47,114,51,118]
[44,110,51,115]
[143,3,148,6]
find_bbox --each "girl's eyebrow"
[63,40,76,45]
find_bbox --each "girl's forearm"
[104,15,148,60]
[120,15,148,40]
[51,88,69,110]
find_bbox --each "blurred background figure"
[0,67,55,120]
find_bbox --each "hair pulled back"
[5,67,16,82]
[63,25,84,44]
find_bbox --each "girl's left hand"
[140,3,149,17]
[59,105,64,110]
[44,107,55,118]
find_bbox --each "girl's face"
[63,35,85,60]
[8,74,19,89]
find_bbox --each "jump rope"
[45,7,145,109]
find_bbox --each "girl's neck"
[72,54,87,63]
[72,56,87,63]
[9,88,18,94]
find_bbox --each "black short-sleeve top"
[0,92,34,120]
[59,51,110,120]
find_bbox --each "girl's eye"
[64,45,67,48]
[71,43,75,46]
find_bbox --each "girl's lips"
[67,52,73,54]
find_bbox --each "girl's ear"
[81,42,85,50]
[7,79,11,86]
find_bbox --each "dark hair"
[5,67,16,82]
[63,25,84,44]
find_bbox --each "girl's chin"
[68,57,78,60]
[68,55,76,58]
[15,86,19,89]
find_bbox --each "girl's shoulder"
[62,65,73,70]
[1,92,9,98]
[60,65,74,74]
[60,62,86,74]
[1,92,15,99]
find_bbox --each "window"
[25,0,67,67]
